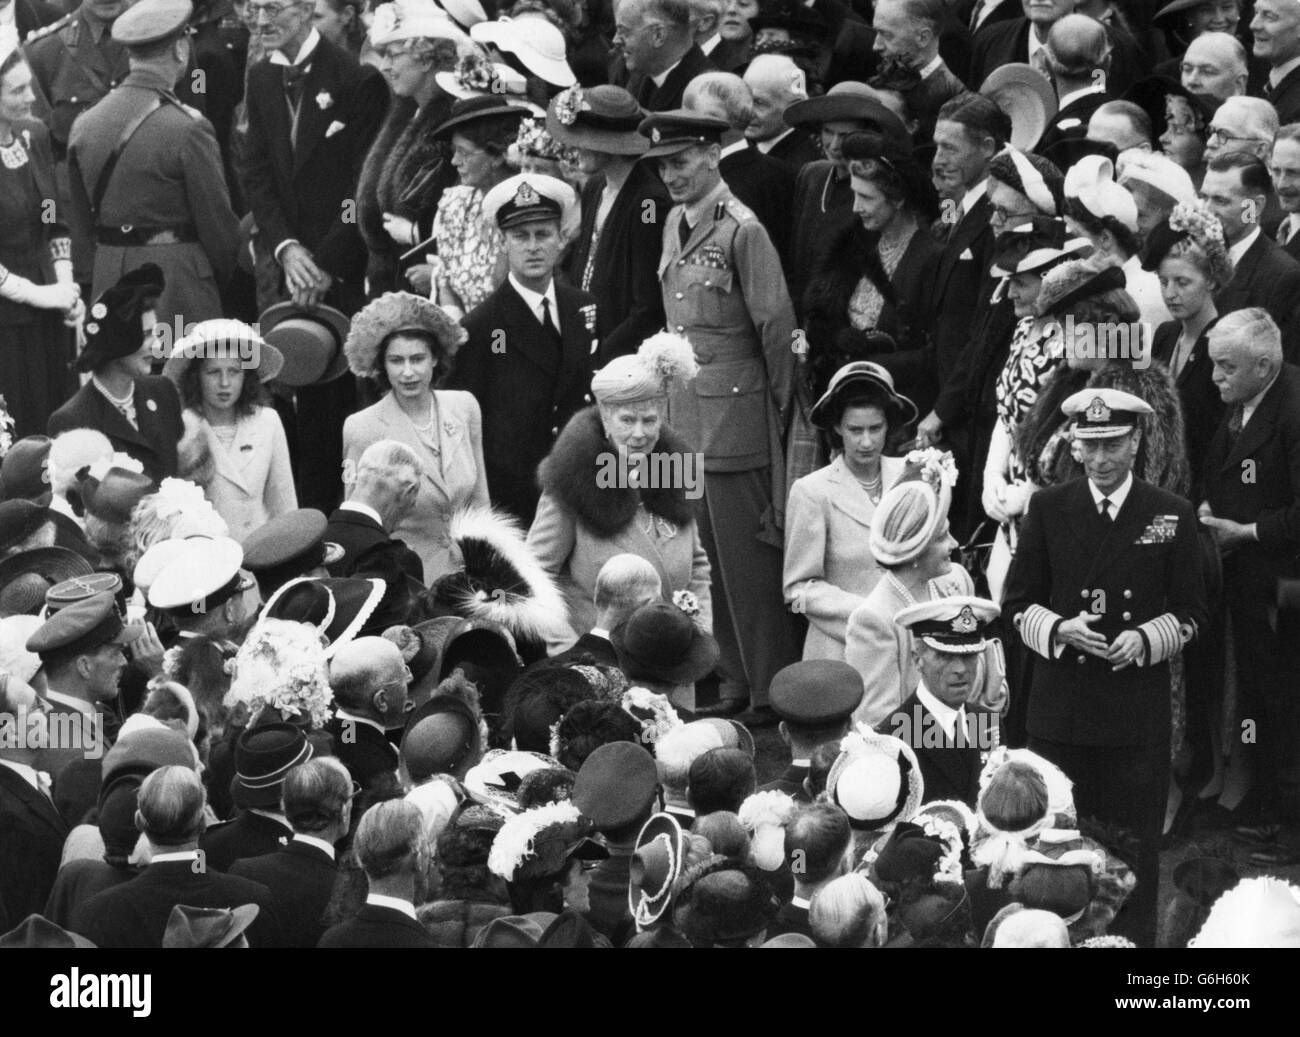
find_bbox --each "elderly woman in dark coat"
[527,333,712,647]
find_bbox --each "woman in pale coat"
[342,292,490,582]
[167,319,296,542]
[527,332,712,645]
[845,449,1006,727]
[783,361,915,661]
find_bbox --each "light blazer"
[783,455,906,661]
[528,492,712,643]
[342,390,489,585]
[187,406,297,543]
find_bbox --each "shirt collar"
[790,758,811,767]
[336,709,387,737]
[270,28,321,67]
[1089,471,1133,514]
[1243,369,1281,425]
[340,500,384,526]
[1027,27,1046,63]
[0,4,15,27]
[151,849,201,864]
[589,626,611,640]
[917,54,943,79]
[1271,54,1300,87]
[790,895,811,910]
[720,138,749,160]
[508,273,559,327]
[248,808,292,830]
[293,833,337,859]
[651,55,683,88]
[959,178,987,218]
[366,892,417,920]
[43,689,94,715]
[1229,225,1261,265]
[699,33,720,55]
[915,681,963,740]
[754,127,794,154]
[1057,84,1104,112]
[0,759,41,792]
[684,179,730,229]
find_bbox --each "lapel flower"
[316,90,334,110]
[672,589,700,617]
[90,302,107,320]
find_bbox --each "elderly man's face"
[744,68,796,141]
[1271,137,1300,213]
[1087,109,1150,152]
[1022,0,1073,28]
[914,644,979,709]
[374,654,411,729]
[1252,0,1300,65]
[1210,334,1275,403]
[820,118,867,171]
[1200,165,1259,244]
[1182,36,1247,101]
[872,0,926,67]
[1203,102,1270,163]
[932,119,992,201]
[1078,431,1141,496]
[613,0,663,74]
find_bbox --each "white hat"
[464,748,563,816]
[470,14,576,88]
[826,726,924,834]
[1190,876,1300,947]
[434,55,528,101]
[133,537,197,595]
[0,615,43,684]
[1065,155,1139,234]
[896,595,1000,655]
[369,0,469,47]
[481,171,577,233]
[436,0,487,29]
[1061,387,1154,439]
[1115,149,1197,208]
[162,319,285,386]
[148,536,253,614]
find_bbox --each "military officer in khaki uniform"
[66,0,240,337]
[639,109,799,721]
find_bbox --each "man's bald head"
[1182,32,1249,103]
[743,53,808,142]
[1046,13,1111,86]
[329,636,410,728]
[1088,100,1153,151]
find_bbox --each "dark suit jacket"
[758,763,812,802]
[230,838,338,948]
[1004,477,1207,747]
[71,859,284,947]
[317,902,435,948]
[324,715,401,792]
[1214,232,1300,363]
[627,45,715,112]
[47,375,182,483]
[1034,90,1111,157]
[907,62,970,143]
[16,0,63,38]
[790,161,856,317]
[237,36,388,284]
[1152,318,1223,499]
[453,280,596,525]
[929,193,995,392]
[198,809,293,872]
[721,143,795,271]
[586,850,632,945]
[549,631,619,668]
[771,900,815,940]
[764,129,822,173]
[566,160,669,365]
[0,764,69,924]
[44,859,136,930]
[1269,63,1300,127]
[880,691,981,806]
[970,18,1140,96]
[325,505,425,586]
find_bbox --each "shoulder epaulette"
[723,196,755,222]
[24,12,73,45]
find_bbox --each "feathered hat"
[590,331,699,406]
[826,725,924,836]
[343,291,467,380]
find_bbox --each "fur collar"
[537,407,698,538]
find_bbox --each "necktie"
[678,212,692,250]
[1280,219,1293,247]
[283,62,310,109]
[1030,47,1051,77]
[541,296,559,337]
[1227,404,1244,442]
[1099,498,1113,522]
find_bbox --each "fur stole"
[536,406,697,538]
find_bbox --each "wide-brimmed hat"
[260,576,387,659]
[826,726,924,834]
[809,360,917,432]
[989,216,1090,277]
[406,614,522,725]
[465,747,565,816]
[259,302,351,386]
[612,601,720,686]
[162,319,285,386]
[1064,155,1139,233]
[232,721,314,809]
[1036,257,1127,317]
[77,264,165,373]
[438,0,487,30]
[368,0,469,46]
[0,499,50,554]
[0,436,52,504]
[431,94,530,139]
[434,51,530,103]
[674,860,781,945]
[343,291,467,380]
[0,915,97,949]
[629,812,685,930]
[981,64,1056,153]
[0,614,43,681]
[400,692,483,782]
[1039,135,1118,176]
[1153,0,1220,25]
[162,904,261,948]
[470,14,575,87]
[547,84,649,156]
[1115,148,1198,208]
[80,467,156,525]
[0,549,93,617]
[783,82,908,143]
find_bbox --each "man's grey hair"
[1187,31,1248,75]
[137,765,206,845]
[593,554,663,619]
[357,439,423,487]
[688,0,725,28]
[283,757,353,834]
[743,53,808,103]
[354,799,426,880]
[684,72,754,131]
[1209,307,1283,366]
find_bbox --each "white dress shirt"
[1088,471,1133,518]
[1228,226,1261,267]
[915,680,965,742]
[367,892,417,920]
[508,273,562,333]
[151,849,201,865]
[293,833,337,859]
[338,500,384,526]
[269,27,321,67]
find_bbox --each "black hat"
[401,693,483,783]
[0,437,52,503]
[26,590,136,658]
[808,360,918,433]
[611,601,720,686]
[432,94,529,139]
[637,109,730,158]
[748,0,830,44]
[241,509,343,598]
[0,549,93,617]
[989,215,1087,277]
[232,722,313,809]
[870,821,946,885]
[674,862,781,946]
[503,662,600,752]
[1038,135,1118,176]
[0,499,50,554]
[77,264,165,373]
[629,812,685,930]
[80,468,157,525]
[1123,75,1213,143]
[769,660,864,727]
[842,130,940,223]
[571,741,658,832]
[260,576,386,659]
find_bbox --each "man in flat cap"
[47,266,184,483]
[883,596,1001,806]
[1004,387,1207,946]
[65,0,240,332]
[643,108,798,725]
[452,173,597,526]
[763,660,863,801]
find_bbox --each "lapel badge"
[650,126,662,143]
[952,606,977,634]
[1086,396,1110,422]
[146,399,158,412]
[515,180,539,206]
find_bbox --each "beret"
[768,660,864,726]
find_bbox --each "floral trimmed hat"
[343,292,468,379]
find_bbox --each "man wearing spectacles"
[611,0,715,112]
[325,636,410,795]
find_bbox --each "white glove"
[982,470,1012,525]
[382,212,418,247]
[0,273,80,312]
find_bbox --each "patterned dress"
[994,317,1063,484]
[430,185,504,314]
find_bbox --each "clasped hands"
[280,243,334,308]
[1054,613,1146,672]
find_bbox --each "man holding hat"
[643,107,799,722]
[65,0,240,332]
[47,266,184,484]
[763,660,864,801]
[549,84,671,364]
[884,595,1001,806]
[454,172,597,526]
[1004,386,1207,945]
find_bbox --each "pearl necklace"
[0,133,28,171]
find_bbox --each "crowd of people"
[1,0,1300,949]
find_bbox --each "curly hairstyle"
[175,357,267,418]
[344,291,467,386]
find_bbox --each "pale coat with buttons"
[185,405,298,543]
[783,454,906,661]
[342,390,489,584]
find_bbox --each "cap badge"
[514,180,539,206]
[1086,396,1110,422]
[650,126,661,143]
[952,606,977,634]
